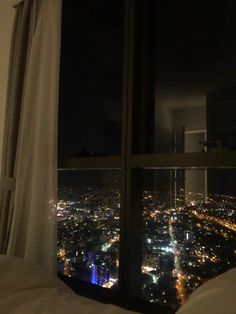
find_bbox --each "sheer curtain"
[0,0,62,273]
[0,1,16,174]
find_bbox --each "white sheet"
[0,255,137,314]
[176,267,236,314]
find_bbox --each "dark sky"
[59,0,124,161]
[58,0,236,161]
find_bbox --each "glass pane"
[141,169,236,312]
[57,170,120,289]
[132,0,236,154]
[59,0,124,162]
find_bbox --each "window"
[57,170,121,288]
[58,0,125,301]
[141,169,236,309]
[58,0,236,313]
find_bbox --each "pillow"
[176,268,236,314]
[0,255,136,314]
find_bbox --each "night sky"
[59,0,124,161]
[58,0,236,162]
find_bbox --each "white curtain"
[0,0,62,273]
[0,1,16,171]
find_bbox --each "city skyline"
[57,173,236,312]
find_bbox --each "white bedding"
[176,267,236,314]
[0,255,136,314]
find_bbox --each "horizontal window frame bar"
[59,156,122,170]
[60,151,236,170]
[130,151,236,169]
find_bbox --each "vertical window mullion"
[120,0,142,298]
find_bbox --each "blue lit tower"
[91,264,97,284]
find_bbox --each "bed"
[176,267,236,314]
[2,254,236,314]
[0,255,136,314]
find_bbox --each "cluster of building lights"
[57,187,236,312]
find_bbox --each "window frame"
[58,0,236,310]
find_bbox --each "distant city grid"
[57,183,236,312]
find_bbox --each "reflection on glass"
[134,0,236,154]
[57,170,120,289]
[142,169,236,312]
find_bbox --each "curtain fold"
[0,1,30,254]
[0,0,62,274]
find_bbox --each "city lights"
[57,185,236,312]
